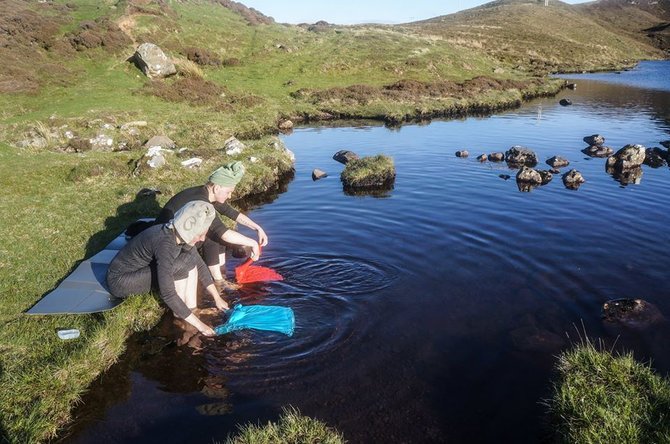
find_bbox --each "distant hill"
[405,0,666,73]
[0,0,667,139]
[578,0,670,51]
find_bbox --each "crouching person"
[107,201,229,336]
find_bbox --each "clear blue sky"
[241,0,592,24]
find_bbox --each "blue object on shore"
[215,304,295,336]
[26,218,155,315]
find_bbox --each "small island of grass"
[340,154,396,190]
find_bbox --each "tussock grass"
[172,57,204,79]
[547,340,670,443]
[224,407,345,444]
[341,155,396,189]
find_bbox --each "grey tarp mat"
[26,219,154,315]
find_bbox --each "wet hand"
[249,243,261,261]
[215,299,230,311]
[200,326,216,337]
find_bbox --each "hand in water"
[249,243,261,261]
[200,326,216,337]
[215,299,230,311]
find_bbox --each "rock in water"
[312,168,328,180]
[505,146,538,167]
[606,144,646,171]
[333,150,359,164]
[583,134,605,146]
[546,156,569,168]
[562,169,585,190]
[602,299,665,330]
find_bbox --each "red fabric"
[234,246,284,284]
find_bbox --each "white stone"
[181,157,203,168]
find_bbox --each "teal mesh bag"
[215,304,295,336]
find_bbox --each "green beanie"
[209,161,245,187]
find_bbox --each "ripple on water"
[270,254,399,296]
[207,254,396,390]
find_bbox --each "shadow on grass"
[84,190,162,259]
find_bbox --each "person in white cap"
[107,201,228,336]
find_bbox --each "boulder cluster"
[456,134,670,192]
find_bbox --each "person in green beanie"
[154,161,268,291]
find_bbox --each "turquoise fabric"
[215,304,295,336]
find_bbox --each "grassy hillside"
[405,0,665,74]
[0,0,667,442]
[578,0,670,52]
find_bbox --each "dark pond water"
[64,61,670,443]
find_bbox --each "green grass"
[341,154,396,188]
[548,341,670,443]
[0,137,293,442]
[224,407,345,444]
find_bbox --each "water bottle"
[57,329,80,340]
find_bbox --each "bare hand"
[200,326,216,337]
[249,243,261,261]
[215,298,230,311]
[257,227,269,247]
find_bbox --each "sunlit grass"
[224,407,345,444]
[547,340,670,443]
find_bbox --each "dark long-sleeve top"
[155,186,240,241]
[108,224,214,318]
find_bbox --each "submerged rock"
[606,144,646,171]
[455,150,469,158]
[562,169,585,190]
[583,134,605,146]
[333,150,359,165]
[660,140,670,149]
[510,326,566,353]
[546,155,569,168]
[499,174,511,180]
[559,98,572,106]
[505,146,538,167]
[602,298,665,330]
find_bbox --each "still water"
[65,61,670,443]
